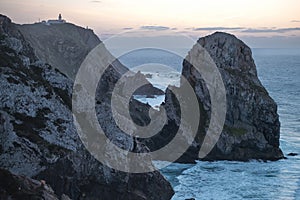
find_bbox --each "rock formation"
[16,20,164,97]
[162,32,284,162]
[0,14,174,199]
[0,168,63,200]
[0,12,284,198]
[16,21,100,79]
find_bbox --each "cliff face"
[17,22,101,79]
[16,21,164,96]
[163,32,283,162]
[0,14,174,200]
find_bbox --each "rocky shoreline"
[0,13,284,200]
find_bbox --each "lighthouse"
[46,14,66,24]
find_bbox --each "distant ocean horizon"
[120,48,300,200]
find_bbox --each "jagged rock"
[16,18,131,82]
[163,32,284,162]
[131,71,164,96]
[0,168,63,200]
[35,150,173,200]
[287,153,298,157]
[16,20,164,97]
[0,14,174,200]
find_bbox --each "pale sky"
[1,0,300,48]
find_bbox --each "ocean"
[119,48,300,200]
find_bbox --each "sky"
[1,0,300,48]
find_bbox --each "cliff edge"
[17,21,100,79]
[0,14,174,199]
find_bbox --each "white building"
[44,14,66,25]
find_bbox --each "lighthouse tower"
[58,14,62,21]
[46,14,66,24]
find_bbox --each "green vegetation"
[225,67,268,95]
[224,125,247,136]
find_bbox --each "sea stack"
[164,32,284,162]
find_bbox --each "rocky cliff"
[0,14,174,200]
[16,22,100,79]
[16,21,163,96]
[162,32,284,162]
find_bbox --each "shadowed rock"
[162,32,284,162]
[0,168,63,200]
[0,14,174,200]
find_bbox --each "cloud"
[291,20,300,23]
[242,28,300,33]
[240,35,300,48]
[90,0,101,3]
[193,27,244,31]
[123,27,133,30]
[140,26,170,31]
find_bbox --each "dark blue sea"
[119,48,300,200]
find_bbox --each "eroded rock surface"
[0,168,62,200]
[163,32,283,162]
[0,14,174,200]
